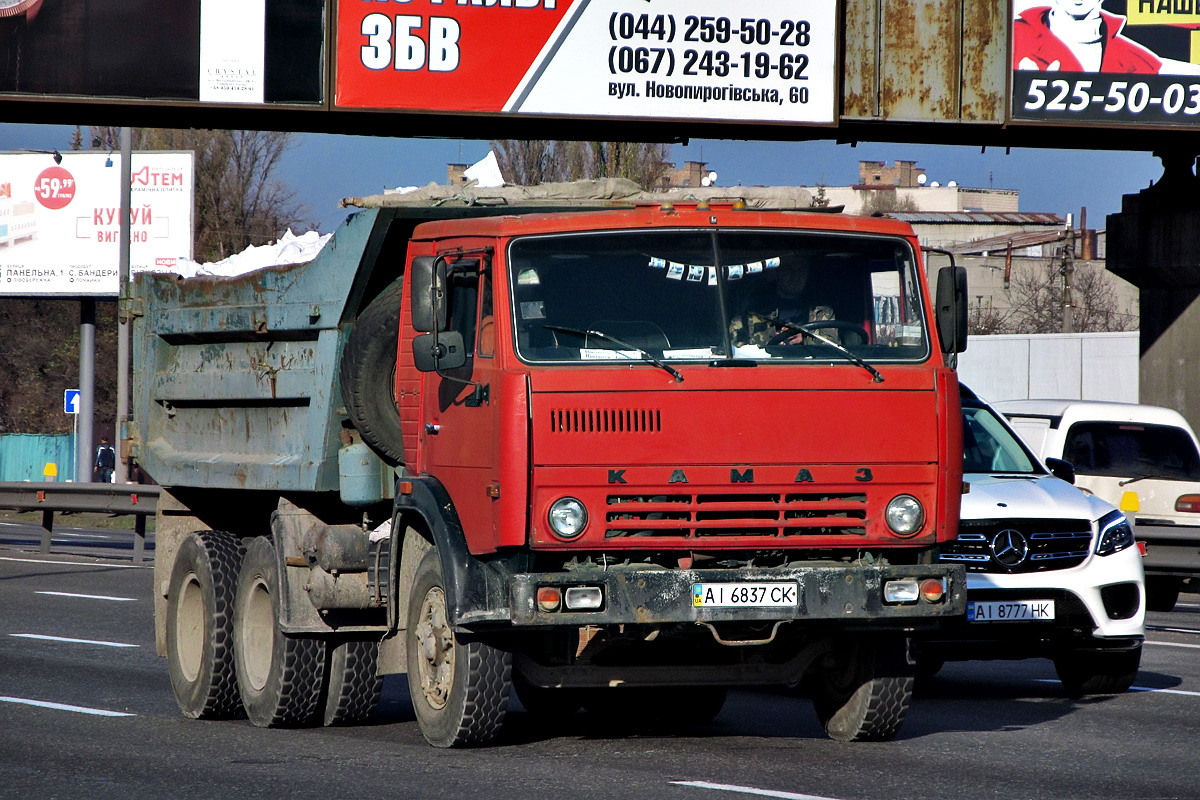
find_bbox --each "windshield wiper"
[1119,474,1180,486]
[543,324,684,383]
[753,313,884,384]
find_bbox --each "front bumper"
[510,563,965,627]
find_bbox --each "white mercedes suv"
[921,386,1145,695]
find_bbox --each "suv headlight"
[548,497,588,539]
[885,495,925,536]
[1096,509,1135,556]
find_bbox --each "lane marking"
[52,532,116,540]
[1146,640,1200,649]
[0,696,134,717]
[9,634,138,648]
[1036,678,1200,697]
[671,781,843,800]
[36,591,136,602]
[0,556,146,569]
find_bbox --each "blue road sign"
[64,389,80,414]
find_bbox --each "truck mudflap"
[509,564,965,627]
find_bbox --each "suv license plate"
[692,582,798,608]
[968,600,1055,622]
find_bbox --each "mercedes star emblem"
[990,528,1029,567]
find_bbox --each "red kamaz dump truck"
[135,180,967,747]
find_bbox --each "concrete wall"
[957,332,1140,404]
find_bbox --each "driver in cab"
[729,258,835,347]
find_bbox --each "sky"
[0,122,1165,238]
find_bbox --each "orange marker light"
[919,578,945,603]
[1176,494,1200,513]
[537,586,562,612]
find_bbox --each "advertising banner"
[0,0,321,105]
[335,0,838,125]
[1012,0,1200,125]
[0,152,194,297]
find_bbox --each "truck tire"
[407,549,511,747]
[340,282,405,466]
[322,638,384,726]
[1145,577,1182,612]
[165,530,245,719]
[810,637,914,742]
[1054,644,1142,696]
[233,537,326,727]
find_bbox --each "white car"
[921,386,1145,695]
[997,399,1200,612]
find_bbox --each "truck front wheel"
[406,549,511,747]
[1145,577,1182,612]
[165,530,245,719]
[810,637,914,742]
[233,537,326,727]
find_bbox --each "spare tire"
[340,282,405,466]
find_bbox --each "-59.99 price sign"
[335,0,837,125]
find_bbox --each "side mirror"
[935,265,968,354]
[410,256,448,333]
[412,331,466,372]
[1045,457,1076,485]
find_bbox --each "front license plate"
[968,599,1055,622]
[692,582,798,608]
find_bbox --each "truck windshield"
[508,229,929,363]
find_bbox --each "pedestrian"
[94,437,116,483]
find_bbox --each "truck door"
[420,256,501,551]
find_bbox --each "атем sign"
[0,151,194,297]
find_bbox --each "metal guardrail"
[0,482,159,563]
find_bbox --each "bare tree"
[490,140,671,188]
[861,189,920,216]
[86,127,312,262]
[972,259,1138,335]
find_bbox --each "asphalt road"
[2,532,1199,800]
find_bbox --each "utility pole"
[115,127,132,483]
[1061,214,1075,334]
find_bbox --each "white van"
[996,399,1200,612]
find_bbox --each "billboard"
[0,152,194,297]
[335,0,838,125]
[1012,0,1200,125]
[0,0,323,105]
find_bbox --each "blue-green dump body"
[131,208,391,493]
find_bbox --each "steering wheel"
[767,320,868,346]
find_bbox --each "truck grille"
[604,492,867,538]
[940,518,1092,573]
[549,407,661,434]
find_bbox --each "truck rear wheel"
[322,638,384,726]
[1054,644,1142,695]
[810,637,914,742]
[165,530,245,719]
[233,537,326,727]
[406,549,511,747]
[340,282,405,466]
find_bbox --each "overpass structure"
[1,0,1199,426]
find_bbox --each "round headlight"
[548,497,588,539]
[885,495,924,536]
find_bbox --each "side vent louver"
[550,408,662,433]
